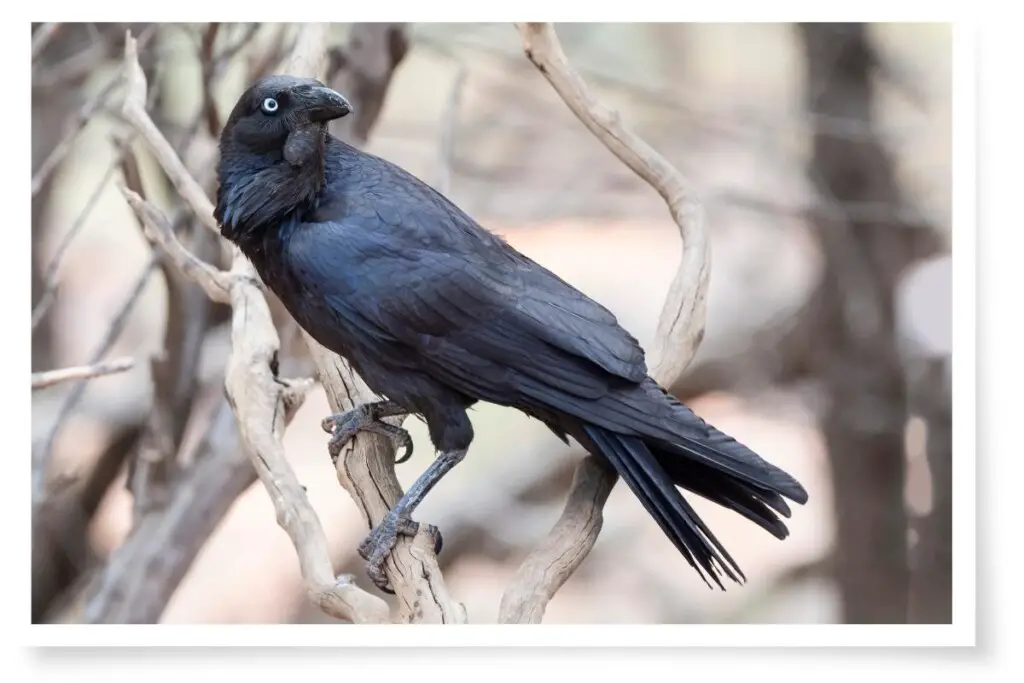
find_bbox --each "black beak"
[301,85,353,122]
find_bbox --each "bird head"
[215,75,352,245]
[220,75,352,148]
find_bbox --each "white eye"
[261,97,279,114]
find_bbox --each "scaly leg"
[358,448,466,592]
[320,400,413,465]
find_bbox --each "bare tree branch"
[194,23,265,140]
[83,391,282,623]
[117,140,221,520]
[32,249,158,621]
[34,252,159,502]
[109,29,391,625]
[498,456,616,623]
[75,25,278,622]
[33,421,145,623]
[517,23,709,383]
[32,34,168,334]
[30,22,164,623]
[32,357,136,391]
[120,188,230,303]
[120,41,219,236]
[33,142,134,330]
[31,27,157,198]
[497,22,712,624]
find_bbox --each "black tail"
[580,406,808,589]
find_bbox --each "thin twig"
[31,155,123,330]
[32,357,136,391]
[117,138,217,520]
[34,252,159,506]
[31,25,156,197]
[121,36,218,234]
[32,43,166,332]
[31,69,123,198]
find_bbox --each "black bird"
[215,75,809,592]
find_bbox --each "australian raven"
[214,75,809,592]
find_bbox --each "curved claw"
[358,513,444,593]
[322,407,414,465]
[388,426,414,464]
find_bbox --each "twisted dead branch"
[114,30,391,624]
[498,23,711,624]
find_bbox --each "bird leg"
[320,400,413,465]
[358,448,466,592]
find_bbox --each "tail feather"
[579,404,809,588]
[656,444,793,541]
[583,424,745,589]
[527,370,809,588]
[651,385,809,505]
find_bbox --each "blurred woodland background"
[30,22,953,625]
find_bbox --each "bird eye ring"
[261,97,279,114]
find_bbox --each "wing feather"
[287,220,648,399]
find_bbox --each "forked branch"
[118,30,389,624]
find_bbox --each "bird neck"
[215,130,329,256]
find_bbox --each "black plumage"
[215,75,809,591]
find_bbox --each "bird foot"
[358,511,443,593]
[321,404,413,465]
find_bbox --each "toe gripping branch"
[320,400,413,465]
[321,400,457,594]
